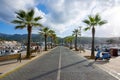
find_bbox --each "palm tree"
[52,33,57,47]
[72,29,81,51]
[64,37,69,47]
[65,36,74,49]
[39,27,50,51]
[12,9,43,58]
[83,14,107,59]
[49,30,55,48]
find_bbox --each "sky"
[0,0,120,38]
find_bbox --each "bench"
[0,54,21,62]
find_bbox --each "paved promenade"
[0,46,117,80]
[0,49,53,78]
[76,50,120,80]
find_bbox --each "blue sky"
[0,0,120,37]
[0,21,27,34]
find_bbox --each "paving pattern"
[0,46,118,80]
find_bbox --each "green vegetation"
[83,14,107,59]
[72,28,81,51]
[39,27,57,50]
[11,9,43,58]
[64,36,74,49]
[49,30,55,48]
[39,27,50,51]
[52,34,57,46]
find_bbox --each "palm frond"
[28,9,34,18]
[88,15,94,22]
[26,9,34,21]
[11,20,24,24]
[32,23,43,27]
[15,25,26,29]
[84,27,90,31]
[34,16,42,21]
[83,19,90,25]
[12,9,43,33]
[99,20,107,26]
[16,16,24,21]
[44,27,49,32]
[95,14,101,23]
[15,10,26,18]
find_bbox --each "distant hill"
[0,33,120,44]
[0,33,44,42]
[64,36,120,44]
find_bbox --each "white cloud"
[1,0,120,37]
[0,0,37,21]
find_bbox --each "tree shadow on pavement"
[94,60,109,64]
[28,59,87,80]
[84,61,95,67]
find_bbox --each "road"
[1,46,118,80]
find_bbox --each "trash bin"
[110,48,118,56]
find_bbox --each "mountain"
[0,33,120,44]
[0,33,44,42]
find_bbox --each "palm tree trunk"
[26,26,32,58]
[75,34,78,51]
[51,37,53,48]
[45,34,47,51]
[53,38,56,47]
[91,26,95,59]
[70,41,72,49]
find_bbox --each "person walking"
[95,48,101,61]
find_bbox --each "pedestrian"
[95,48,101,61]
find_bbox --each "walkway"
[0,46,118,80]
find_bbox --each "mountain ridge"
[0,33,120,44]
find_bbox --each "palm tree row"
[49,29,56,48]
[12,8,107,59]
[12,9,57,58]
[66,14,107,59]
[39,27,56,51]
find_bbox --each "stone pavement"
[75,50,120,80]
[0,48,55,78]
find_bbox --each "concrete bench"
[0,54,21,62]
